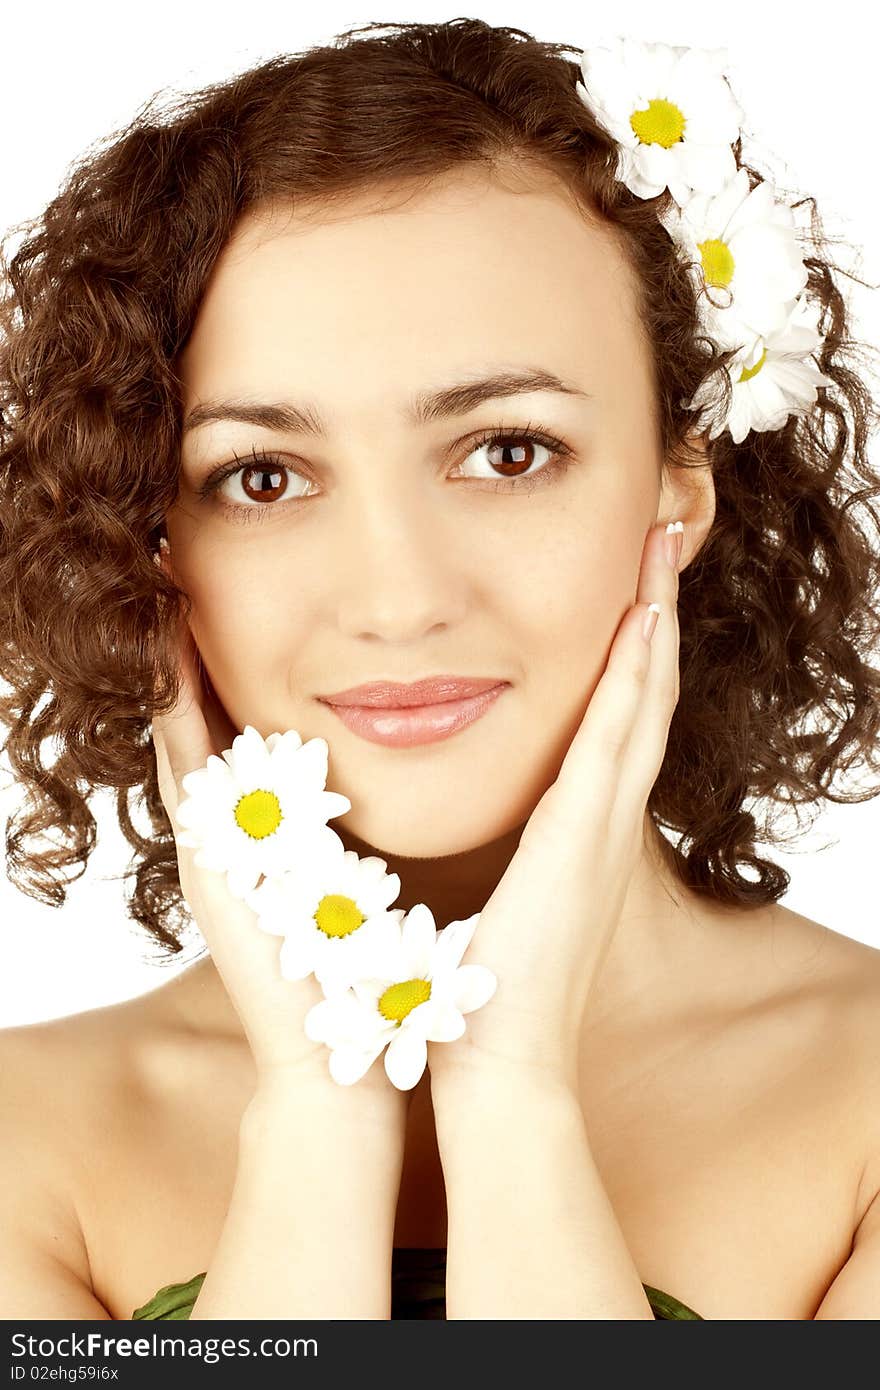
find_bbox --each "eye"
[197,447,313,510]
[454,427,571,484]
[196,422,577,522]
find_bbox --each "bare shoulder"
[0,991,160,1193]
[0,980,243,1144]
[767,900,880,1009]
[762,901,880,1046]
[766,904,880,1226]
[0,997,155,1316]
[0,989,161,1128]
[0,982,253,1318]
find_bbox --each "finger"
[520,597,654,855]
[158,615,214,794]
[150,719,178,819]
[520,521,677,851]
[613,521,682,821]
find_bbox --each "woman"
[1,19,880,1320]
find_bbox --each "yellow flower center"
[699,237,735,289]
[234,788,283,840]
[629,97,686,149]
[738,349,767,383]
[314,894,366,939]
[378,978,432,1025]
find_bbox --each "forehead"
[178,165,649,423]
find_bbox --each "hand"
[427,519,681,1093]
[150,564,407,1121]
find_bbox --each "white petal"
[292,736,330,788]
[384,1030,427,1091]
[356,855,390,881]
[329,1043,386,1086]
[174,828,202,850]
[227,862,260,900]
[417,1002,466,1042]
[279,931,317,982]
[350,977,389,1010]
[306,992,377,1045]
[352,929,408,987]
[400,902,439,977]
[316,825,350,862]
[360,911,406,961]
[303,998,338,1043]
[628,141,673,197]
[319,790,353,821]
[316,952,367,995]
[452,964,498,1013]
[431,914,480,976]
[249,909,287,938]
[675,141,737,198]
[192,841,227,872]
[265,728,307,783]
[266,728,302,756]
[227,725,272,784]
[367,870,402,912]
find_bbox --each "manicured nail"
[642,602,661,643]
[664,520,684,569]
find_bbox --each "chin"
[334,803,518,861]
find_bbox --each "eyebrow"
[182,368,592,436]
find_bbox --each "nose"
[332,481,467,643]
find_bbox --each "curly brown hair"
[2,18,880,965]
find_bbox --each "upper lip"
[318,676,508,708]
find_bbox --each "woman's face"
[169,164,700,857]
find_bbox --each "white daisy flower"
[687,293,834,444]
[303,903,497,1090]
[243,843,404,991]
[174,724,351,900]
[576,37,744,206]
[662,168,809,348]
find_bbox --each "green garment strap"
[131,1267,702,1321]
[132,1273,206,1320]
[641,1281,702,1319]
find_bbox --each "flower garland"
[175,725,498,1090]
[575,36,834,443]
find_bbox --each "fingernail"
[642,602,661,643]
[664,520,684,569]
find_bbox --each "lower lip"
[322,685,508,747]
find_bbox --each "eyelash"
[195,421,577,524]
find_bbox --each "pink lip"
[319,676,506,708]
[321,684,508,747]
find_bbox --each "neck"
[332,816,530,928]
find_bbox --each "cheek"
[178,550,311,711]
[512,519,645,785]
[514,526,636,667]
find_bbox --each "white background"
[2,0,878,1026]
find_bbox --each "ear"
[154,534,174,580]
[657,429,715,569]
